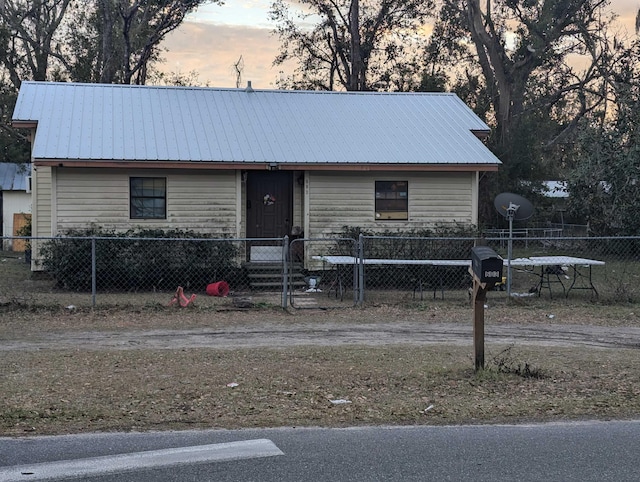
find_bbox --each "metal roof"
[542,181,569,198]
[13,81,501,166]
[0,162,29,191]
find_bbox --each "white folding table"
[509,256,605,298]
[312,255,471,300]
[312,255,606,300]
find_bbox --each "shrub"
[40,228,239,292]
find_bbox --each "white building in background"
[0,162,31,251]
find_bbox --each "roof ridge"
[20,80,458,96]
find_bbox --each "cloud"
[614,2,639,35]
[160,0,640,89]
[159,22,283,88]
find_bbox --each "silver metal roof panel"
[13,81,501,166]
[0,162,29,191]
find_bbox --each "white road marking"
[0,438,283,481]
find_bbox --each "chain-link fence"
[357,235,639,305]
[288,237,359,309]
[1,234,639,310]
[1,236,289,309]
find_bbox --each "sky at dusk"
[158,1,640,90]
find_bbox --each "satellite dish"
[494,192,534,221]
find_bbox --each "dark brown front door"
[246,171,292,238]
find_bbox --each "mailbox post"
[470,247,504,371]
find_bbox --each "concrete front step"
[243,262,307,291]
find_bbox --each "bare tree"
[567,38,640,235]
[0,0,220,163]
[102,0,218,85]
[233,55,244,88]
[270,0,434,91]
[457,0,610,148]
[0,0,72,88]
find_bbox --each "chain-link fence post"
[282,235,289,309]
[91,237,96,307]
[358,233,365,305]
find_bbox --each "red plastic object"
[206,281,230,297]
[169,286,196,307]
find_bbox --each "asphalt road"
[2,420,640,481]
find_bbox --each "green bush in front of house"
[40,228,239,292]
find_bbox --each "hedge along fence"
[38,224,480,295]
[338,224,479,258]
[38,228,240,293]
[7,227,640,308]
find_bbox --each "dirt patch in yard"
[1,301,640,436]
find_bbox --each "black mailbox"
[471,246,503,283]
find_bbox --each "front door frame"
[245,170,293,261]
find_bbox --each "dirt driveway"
[2,304,639,351]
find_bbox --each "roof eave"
[12,120,37,129]
[471,129,490,139]
[33,159,501,172]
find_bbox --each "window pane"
[130,177,166,219]
[375,180,408,220]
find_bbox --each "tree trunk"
[349,0,364,91]
[98,0,117,83]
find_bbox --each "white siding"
[410,173,474,224]
[1,191,31,251]
[30,166,52,269]
[2,192,31,237]
[54,168,237,236]
[307,171,475,237]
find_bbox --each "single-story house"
[0,162,31,251]
[12,81,501,264]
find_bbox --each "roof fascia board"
[12,120,37,129]
[471,129,490,139]
[34,160,499,172]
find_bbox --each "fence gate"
[288,237,358,309]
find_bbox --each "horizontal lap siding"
[55,168,237,236]
[34,167,52,237]
[31,167,52,270]
[410,173,473,224]
[168,173,236,235]
[308,171,473,237]
[308,173,372,237]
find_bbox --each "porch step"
[243,262,307,291]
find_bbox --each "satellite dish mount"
[494,193,534,297]
[506,202,520,220]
